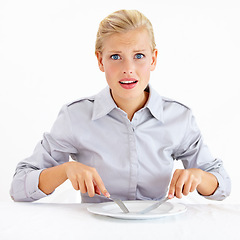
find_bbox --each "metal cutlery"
[97,194,130,213]
[97,194,170,214]
[138,196,169,214]
[108,197,130,213]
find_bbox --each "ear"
[150,49,158,71]
[96,51,105,72]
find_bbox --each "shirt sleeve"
[10,105,78,202]
[173,110,231,201]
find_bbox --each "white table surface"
[0,201,240,240]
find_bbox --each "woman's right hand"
[64,161,110,198]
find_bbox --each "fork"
[138,196,169,214]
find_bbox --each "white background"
[0,0,239,203]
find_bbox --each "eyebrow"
[107,49,147,53]
[133,49,146,52]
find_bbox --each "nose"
[122,59,134,75]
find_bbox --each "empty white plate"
[87,200,187,220]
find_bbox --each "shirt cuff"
[25,169,49,201]
[202,171,229,201]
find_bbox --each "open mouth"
[119,79,138,89]
[119,80,138,84]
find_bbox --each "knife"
[97,194,130,213]
[138,196,169,214]
[109,197,130,213]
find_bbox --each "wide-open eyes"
[110,54,121,60]
[110,53,145,60]
[134,53,145,59]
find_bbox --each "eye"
[135,53,144,59]
[110,54,121,60]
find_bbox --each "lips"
[119,78,138,89]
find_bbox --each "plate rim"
[87,200,187,220]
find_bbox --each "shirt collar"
[144,85,164,123]
[92,86,117,120]
[92,85,164,123]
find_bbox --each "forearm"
[39,161,110,198]
[197,169,218,196]
[38,163,69,195]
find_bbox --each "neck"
[112,91,149,121]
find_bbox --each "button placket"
[125,118,138,200]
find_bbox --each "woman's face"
[96,28,158,106]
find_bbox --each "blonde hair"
[95,9,156,53]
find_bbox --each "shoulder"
[160,96,193,123]
[149,85,190,111]
[161,96,191,111]
[57,95,97,120]
[67,95,95,108]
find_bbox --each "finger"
[182,175,193,196]
[93,171,110,197]
[168,170,181,199]
[93,180,101,195]
[70,177,80,191]
[84,178,95,197]
[175,171,189,198]
[78,178,87,194]
[190,179,199,192]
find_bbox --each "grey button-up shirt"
[10,85,231,202]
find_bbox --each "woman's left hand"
[168,168,202,199]
[168,168,218,199]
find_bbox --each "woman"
[10,10,231,203]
